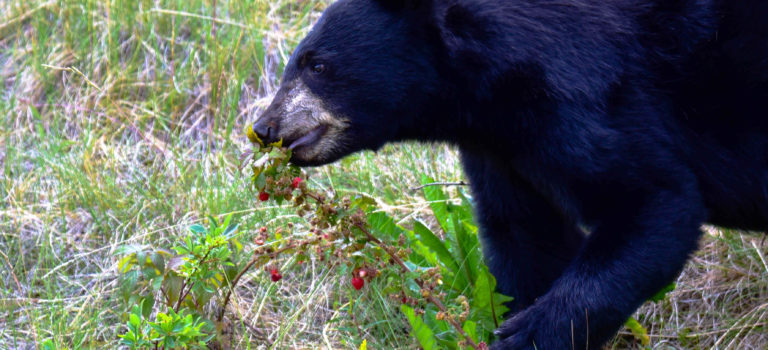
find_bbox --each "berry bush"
[115,128,512,349]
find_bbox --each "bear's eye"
[311,63,326,74]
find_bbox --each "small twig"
[174,249,213,312]
[232,187,478,347]
[410,181,469,191]
[217,257,258,322]
[41,65,102,91]
[217,239,320,322]
[353,223,480,350]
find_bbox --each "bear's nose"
[252,119,278,144]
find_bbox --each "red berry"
[259,226,267,233]
[270,268,282,282]
[351,276,364,290]
[358,269,367,278]
[259,192,269,201]
[291,177,302,189]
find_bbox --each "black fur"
[260,0,768,348]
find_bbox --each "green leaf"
[253,171,266,190]
[462,320,479,344]
[401,304,437,350]
[421,175,453,233]
[119,270,140,302]
[451,214,481,285]
[149,252,165,272]
[221,213,233,232]
[404,235,438,267]
[422,309,456,348]
[129,313,141,328]
[140,296,154,318]
[472,271,492,310]
[625,317,650,346]
[223,222,239,238]
[455,189,476,222]
[649,283,676,302]
[469,265,513,338]
[189,224,206,234]
[367,212,403,240]
[208,215,219,230]
[117,254,136,274]
[350,194,377,211]
[413,221,459,274]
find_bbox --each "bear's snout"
[255,80,350,165]
[252,117,279,145]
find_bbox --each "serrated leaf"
[253,153,269,168]
[268,148,286,159]
[367,212,403,240]
[351,194,377,211]
[472,269,499,332]
[413,221,459,274]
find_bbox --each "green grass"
[1,0,766,349]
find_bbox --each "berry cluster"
[239,130,482,349]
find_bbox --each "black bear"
[252,0,768,348]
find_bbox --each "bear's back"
[671,0,768,131]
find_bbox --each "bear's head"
[252,0,455,166]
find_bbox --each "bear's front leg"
[461,151,585,312]
[491,187,706,350]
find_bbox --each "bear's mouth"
[288,125,328,151]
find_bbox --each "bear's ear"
[375,0,432,12]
